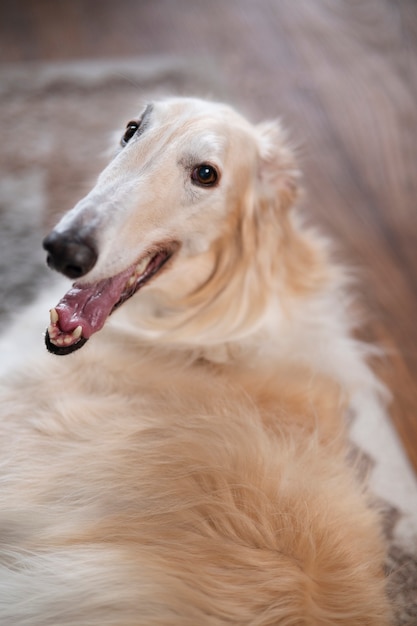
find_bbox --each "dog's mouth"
[45,243,178,356]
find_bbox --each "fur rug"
[0,57,416,624]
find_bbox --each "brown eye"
[191,164,219,187]
[121,121,140,146]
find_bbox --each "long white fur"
[0,97,391,625]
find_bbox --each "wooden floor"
[1,0,417,472]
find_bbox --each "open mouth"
[45,244,178,356]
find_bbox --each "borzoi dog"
[0,97,390,625]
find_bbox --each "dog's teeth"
[136,257,149,275]
[48,324,59,339]
[72,326,82,340]
[50,308,59,324]
[125,256,151,290]
[63,336,73,346]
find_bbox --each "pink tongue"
[54,266,133,339]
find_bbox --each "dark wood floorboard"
[1,0,417,471]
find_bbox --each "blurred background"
[1,0,417,620]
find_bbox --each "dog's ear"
[256,121,299,211]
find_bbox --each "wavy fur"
[0,97,390,624]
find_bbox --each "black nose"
[43,230,98,279]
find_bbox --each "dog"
[0,97,390,624]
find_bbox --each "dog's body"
[0,98,390,624]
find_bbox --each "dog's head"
[43,97,320,356]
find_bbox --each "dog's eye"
[191,164,219,187]
[121,121,140,147]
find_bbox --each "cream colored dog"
[0,98,390,624]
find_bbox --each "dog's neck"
[107,212,384,401]
[112,270,383,403]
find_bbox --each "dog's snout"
[43,230,98,279]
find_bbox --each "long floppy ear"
[256,120,300,212]
[251,122,327,298]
